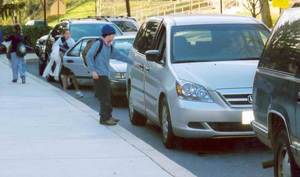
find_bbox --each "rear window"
[111,20,138,32]
[259,10,300,74]
[70,23,123,41]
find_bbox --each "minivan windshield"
[171,24,270,63]
[70,23,123,41]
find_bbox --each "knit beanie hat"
[102,25,116,37]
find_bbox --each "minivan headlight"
[176,81,213,102]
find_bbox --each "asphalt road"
[26,61,273,177]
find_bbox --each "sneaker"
[76,91,84,98]
[110,117,120,122]
[21,77,26,84]
[12,79,17,83]
[100,119,117,126]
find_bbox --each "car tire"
[128,84,147,126]
[274,129,300,177]
[160,97,176,149]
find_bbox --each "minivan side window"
[68,41,82,57]
[134,21,160,54]
[133,23,146,50]
[155,25,166,62]
[260,15,299,75]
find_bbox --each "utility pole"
[125,0,131,17]
[43,0,47,26]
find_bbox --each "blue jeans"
[10,52,26,80]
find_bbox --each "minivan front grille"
[208,122,253,132]
[222,94,252,108]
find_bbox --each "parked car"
[39,18,123,77]
[89,16,139,35]
[252,8,300,177]
[127,15,270,148]
[35,35,49,75]
[63,35,135,96]
[25,20,47,26]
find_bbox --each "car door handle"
[144,65,150,72]
[66,59,74,63]
[137,64,145,70]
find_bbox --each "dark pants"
[94,76,112,121]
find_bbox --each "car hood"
[110,59,127,72]
[172,60,258,90]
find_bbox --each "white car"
[63,35,135,96]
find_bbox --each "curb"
[0,59,197,177]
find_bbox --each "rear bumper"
[111,79,126,96]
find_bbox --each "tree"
[125,0,131,17]
[0,0,25,23]
[259,0,272,27]
[244,0,261,18]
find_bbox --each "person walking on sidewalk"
[86,25,133,126]
[42,29,83,98]
[5,24,28,84]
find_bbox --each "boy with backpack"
[86,25,134,126]
[5,24,28,84]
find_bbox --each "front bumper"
[170,99,255,138]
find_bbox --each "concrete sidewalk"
[0,59,196,177]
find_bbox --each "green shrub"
[0,25,52,47]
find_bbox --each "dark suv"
[253,8,300,177]
[38,18,123,76]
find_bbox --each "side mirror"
[145,50,160,62]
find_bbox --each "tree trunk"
[125,0,131,17]
[259,0,272,27]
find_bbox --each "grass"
[48,0,173,26]
[46,0,282,27]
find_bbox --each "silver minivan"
[127,15,270,148]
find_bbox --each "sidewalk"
[0,58,196,177]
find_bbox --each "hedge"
[0,25,52,47]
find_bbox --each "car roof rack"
[88,16,137,22]
[60,17,109,22]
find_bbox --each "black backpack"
[81,39,113,65]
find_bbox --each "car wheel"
[128,84,147,126]
[274,130,300,177]
[160,98,176,149]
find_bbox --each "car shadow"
[144,121,270,155]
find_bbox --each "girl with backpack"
[42,29,75,81]
[5,24,28,84]
[42,29,83,97]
